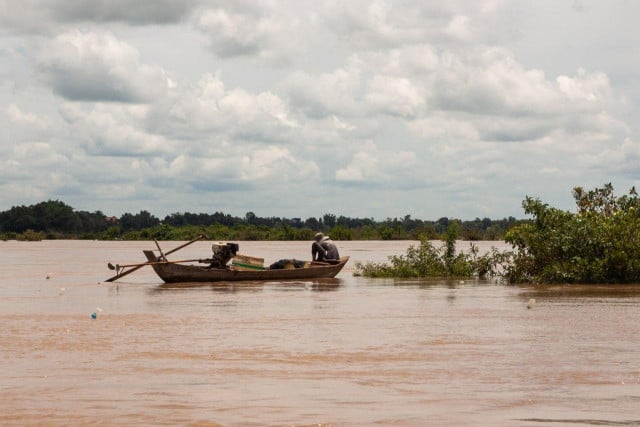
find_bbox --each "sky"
[1,0,639,220]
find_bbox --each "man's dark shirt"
[312,239,340,261]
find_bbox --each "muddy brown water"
[1,240,639,426]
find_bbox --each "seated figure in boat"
[209,242,239,268]
[312,232,340,262]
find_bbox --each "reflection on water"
[521,283,640,298]
[519,418,640,426]
[1,240,640,426]
[153,278,343,293]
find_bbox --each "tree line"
[0,199,524,241]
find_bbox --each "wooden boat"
[143,250,349,283]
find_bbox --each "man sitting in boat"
[312,233,340,262]
[209,242,239,268]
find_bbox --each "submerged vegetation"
[357,184,640,285]
[504,184,640,284]
[355,222,510,279]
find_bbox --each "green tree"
[505,184,640,283]
[323,213,336,228]
[120,210,160,231]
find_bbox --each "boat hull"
[143,250,349,283]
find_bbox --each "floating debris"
[58,287,66,295]
[527,298,536,309]
[46,273,52,279]
[91,312,97,319]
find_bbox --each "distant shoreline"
[1,200,525,242]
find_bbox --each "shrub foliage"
[505,184,640,284]
[355,222,510,279]
[357,184,640,284]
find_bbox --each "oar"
[153,239,167,260]
[107,258,209,271]
[104,234,205,282]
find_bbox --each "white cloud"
[335,150,377,182]
[336,142,421,188]
[323,0,435,49]
[6,103,51,130]
[556,68,613,104]
[166,145,320,194]
[371,44,440,76]
[36,30,169,102]
[428,48,559,116]
[0,142,71,197]
[446,15,471,41]
[331,115,356,131]
[323,0,518,50]
[148,73,297,143]
[192,3,308,63]
[284,64,363,118]
[409,115,479,142]
[195,8,267,57]
[365,75,425,117]
[0,0,195,32]
[62,103,167,156]
[1,0,639,219]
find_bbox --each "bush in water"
[355,222,508,279]
[357,184,640,284]
[505,184,640,284]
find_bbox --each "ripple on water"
[1,240,640,425]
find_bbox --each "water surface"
[1,240,639,426]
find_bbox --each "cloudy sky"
[1,0,639,220]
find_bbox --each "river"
[1,240,639,426]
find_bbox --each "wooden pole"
[153,239,166,260]
[104,234,205,282]
[111,258,209,269]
